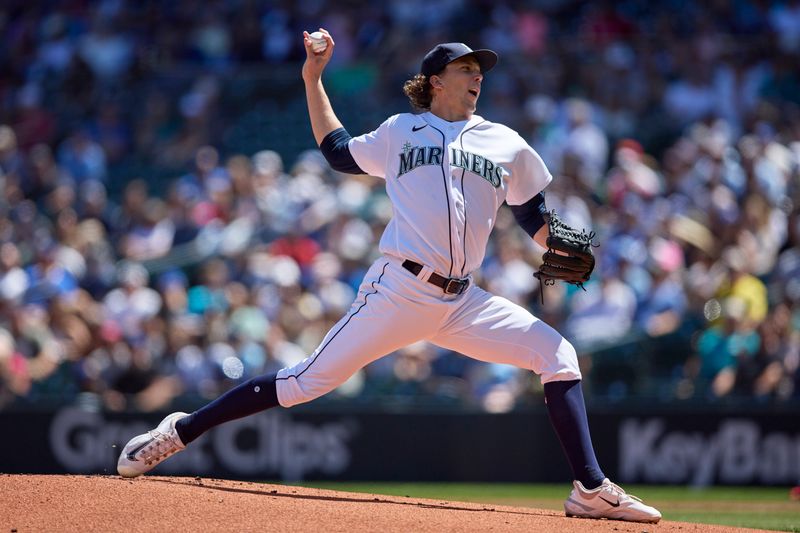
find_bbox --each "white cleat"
[117,412,188,478]
[564,478,661,523]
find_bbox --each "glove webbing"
[551,216,596,246]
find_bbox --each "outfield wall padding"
[1,407,797,486]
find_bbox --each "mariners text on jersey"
[398,144,504,188]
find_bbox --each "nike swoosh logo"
[599,495,620,507]
[125,439,152,461]
[412,125,427,131]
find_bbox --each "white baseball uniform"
[276,111,580,408]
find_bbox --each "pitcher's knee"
[540,337,582,383]
[275,369,341,408]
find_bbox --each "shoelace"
[140,430,181,465]
[603,480,644,503]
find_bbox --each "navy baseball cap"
[420,43,498,77]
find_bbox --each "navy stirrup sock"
[543,379,605,489]
[175,373,279,445]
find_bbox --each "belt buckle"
[444,278,468,295]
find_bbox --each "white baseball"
[309,31,328,53]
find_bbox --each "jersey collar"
[422,112,483,132]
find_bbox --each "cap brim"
[465,49,498,74]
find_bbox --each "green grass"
[294,482,800,532]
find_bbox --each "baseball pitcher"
[118,29,660,524]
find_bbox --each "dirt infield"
[0,474,776,532]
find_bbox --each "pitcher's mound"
[0,474,770,532]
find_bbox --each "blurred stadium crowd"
[0,0,799,412]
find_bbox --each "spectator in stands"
[0,242,29,305]
[717,247,768,324]
[562,98,609,191]
[637,237,687,338]
[57,128,107,183]
[12,84,56,151]
[0,126,29,196]
[685,297,757,398]
[77,17,134,83]
[663,65,717,128]
[565,270,637,350]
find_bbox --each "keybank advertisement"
[619,417,800,486]
[1,408,798,484]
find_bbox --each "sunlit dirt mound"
[0,475,774,532]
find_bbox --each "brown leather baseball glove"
[534,211,596,294]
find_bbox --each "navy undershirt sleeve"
[320,127,365,174]
[509,191,547,238]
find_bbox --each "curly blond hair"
[403,74,432,110]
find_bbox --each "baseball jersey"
[349,111,552,278]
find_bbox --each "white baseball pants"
[276,255,581,408]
